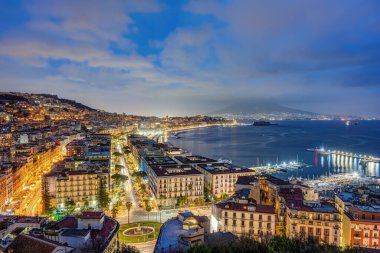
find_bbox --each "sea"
[168,120,380,180]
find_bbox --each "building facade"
[148,164,204,207]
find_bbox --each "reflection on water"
[169,120,380,179]
[315,153,379,177]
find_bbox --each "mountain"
[210,101,316,115]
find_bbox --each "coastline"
[165,122,240,135]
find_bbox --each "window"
[224,219,228,225]
[249,221,253,227]
[259,215,262,220]
[224,212,228,218]
[259,222,262,228]
[317,228,321,235]
[250,214,253,220]
[233,220,236,226]
[267,216,271,222]
[233,212,236,218]
[241,221,245,227]
[242,213,245,219]
[267,223,271,229]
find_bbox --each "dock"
[307,148,380,164]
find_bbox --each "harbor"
[250,161,310,174]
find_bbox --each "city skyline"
[1,0,380,117]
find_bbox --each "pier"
[307,148,380,164]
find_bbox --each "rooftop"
[6,234,72,253]
[79,211,105,219]
[150,164,202,177]
[144,156,178,166]
[174,155,217,165]
[236,174,290,186]
[198,163,253,174]
[215,201,275,214]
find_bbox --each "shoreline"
[165,122,240,135]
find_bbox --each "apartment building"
[285,188,341,246]
[148,164,204,207]
[66,140,87,158]
[336,190,380,249]
[211,189,276,240]
[43,167,110,209]
[195,163,256,198]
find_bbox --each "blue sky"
[0,0,379,116]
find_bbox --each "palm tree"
[145,205,152,222]
[126,201,132,224]
[139,184,147,193]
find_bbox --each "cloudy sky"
[0,0,379,116]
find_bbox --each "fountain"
[123,224,154,236]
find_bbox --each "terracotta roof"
[90,217,118,239]
[79,211,105,219]
[7,234,69,253]
[57,216,77,229]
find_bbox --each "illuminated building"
[0,124,14,147]
[195,163,256,198]
[285,188,341,246]
[336,190,380,249]
[43,167,110,209]
[211,189,276,239]
[66,140,87,158]
[148,164,204,207]
[0,212,118,253]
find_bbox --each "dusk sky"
[0,0,379,116]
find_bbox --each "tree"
[64,199,75,215]
[82,199,90,211]
[111,173,129,186]
[113,151,123,157]
[139,183,147,193]
[41,178,51,214]
[97,178,110,210]
[123,146,131,155]
[126,201,132,224]
[177,196,188,206]
[133,171,147,179]
[145,205,152,222]
[186,236,360,253]
[115,164,124,171]
[111,205,119,218]
[219,192,229,201]
[117,244,140,253]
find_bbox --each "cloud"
[0,0,379,116]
